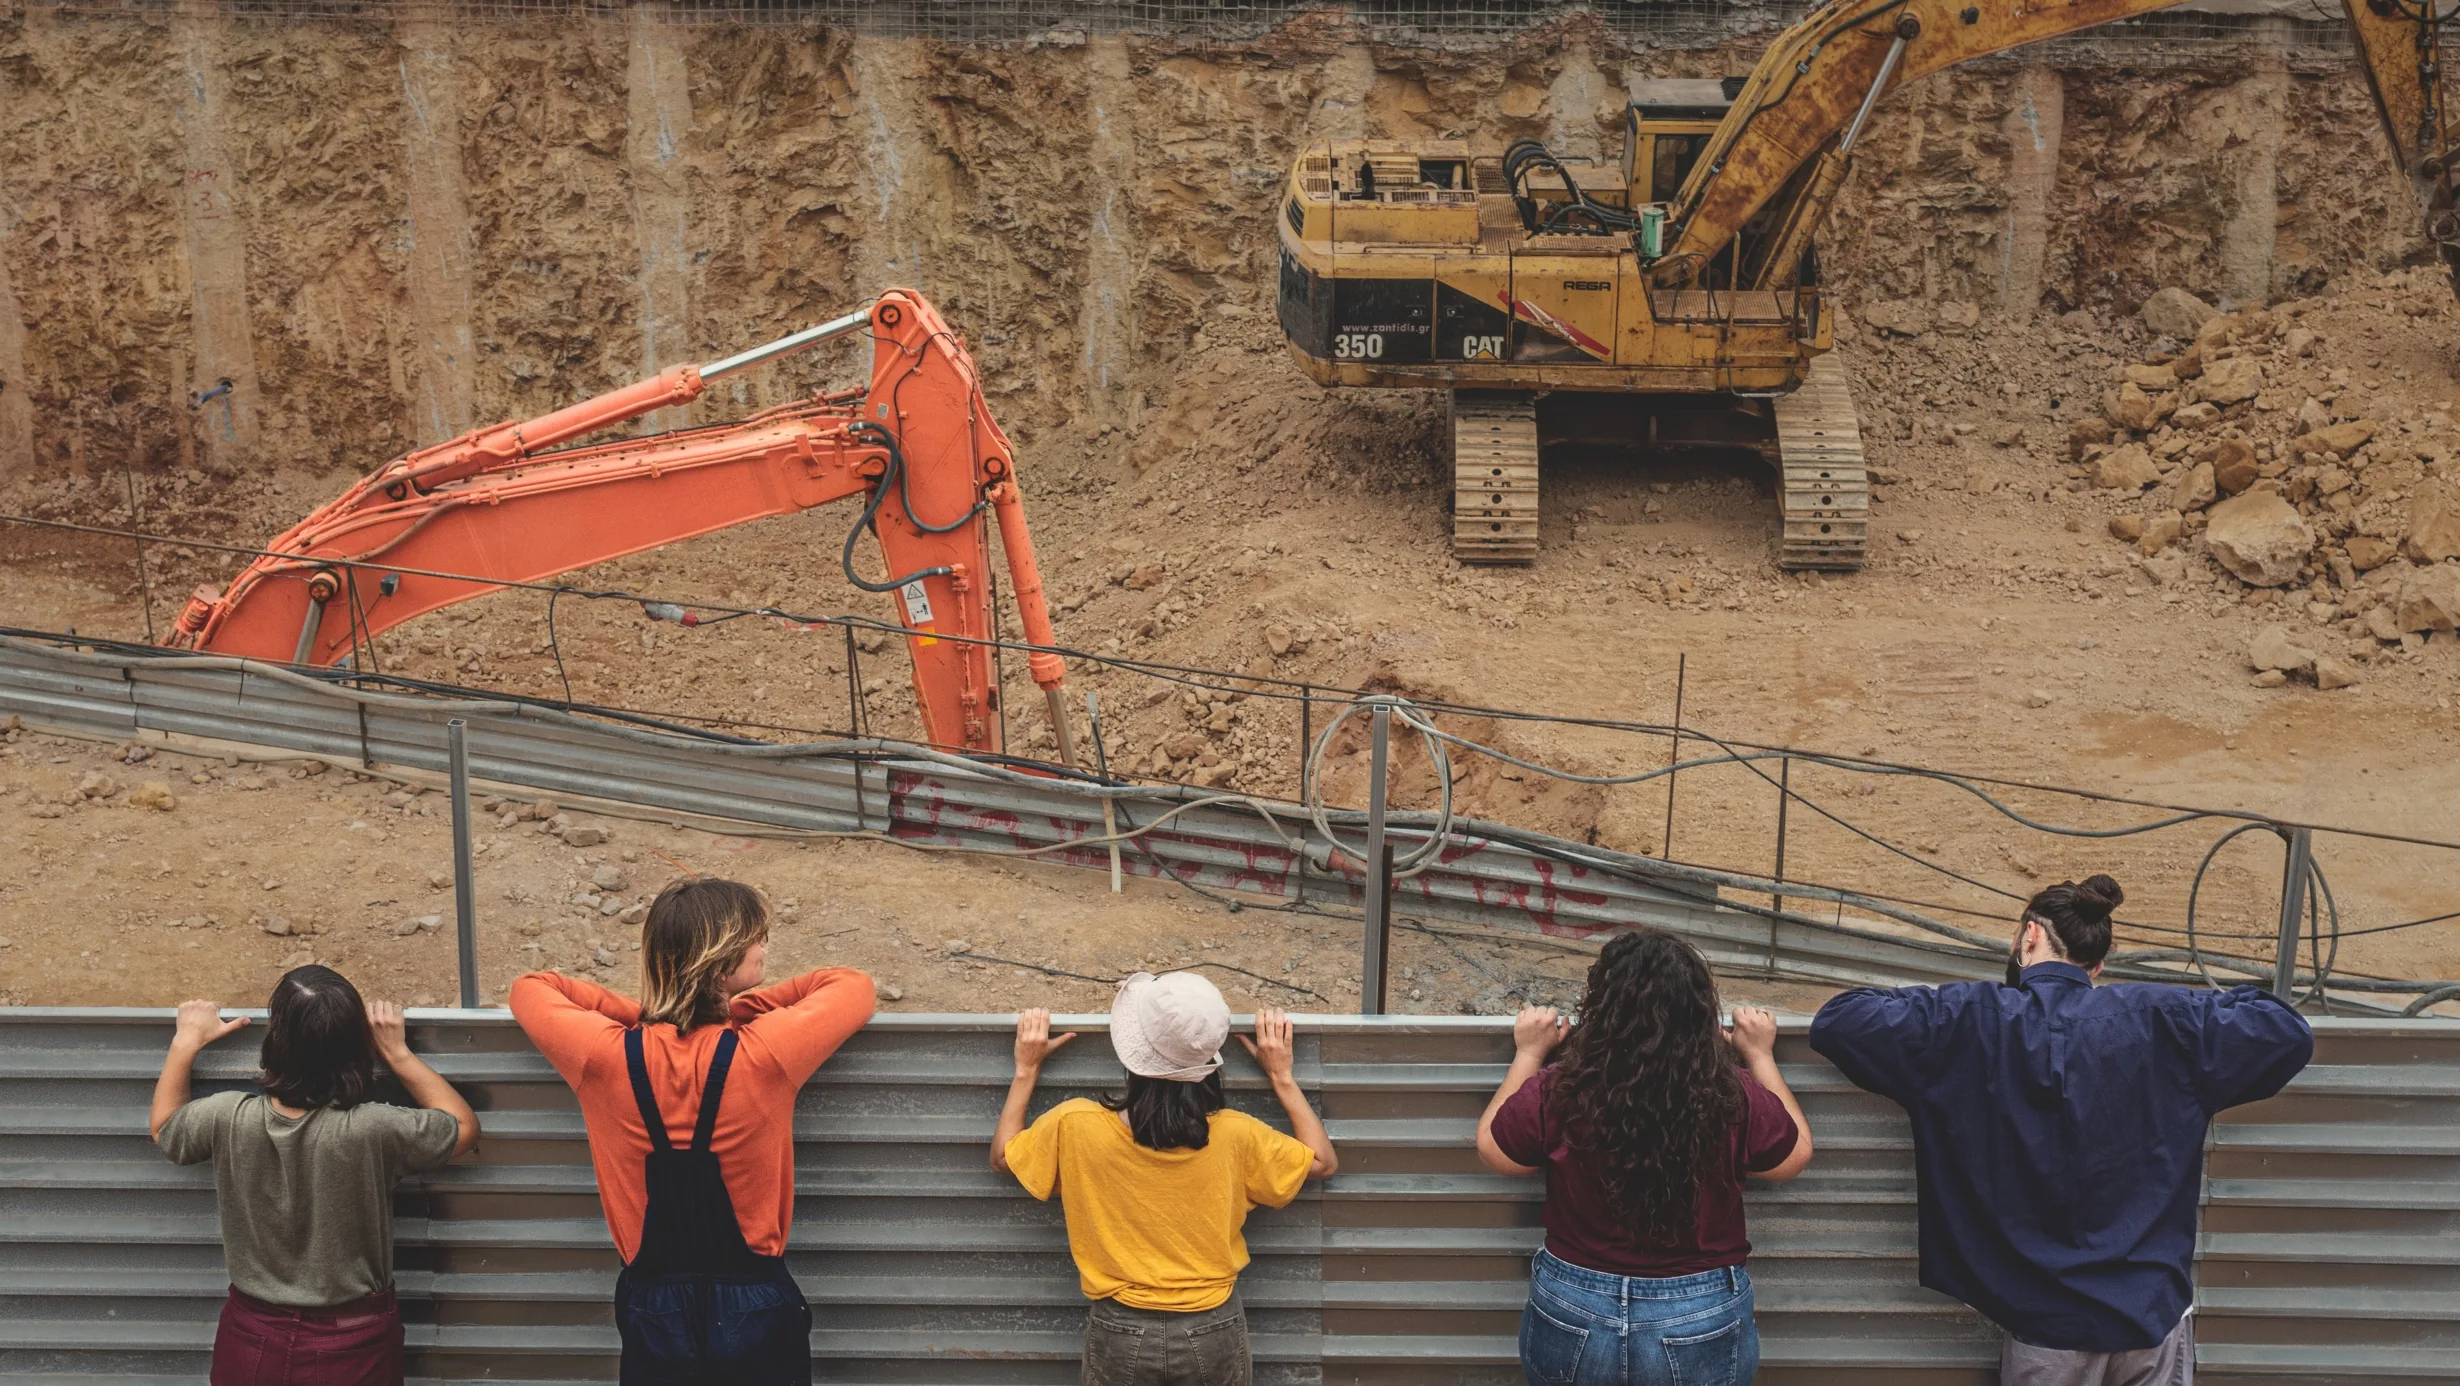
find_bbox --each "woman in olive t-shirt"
[153,965,479,1386]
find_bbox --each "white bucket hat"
[1109,971,1228,1081]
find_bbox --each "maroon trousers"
[210,1285,404,1386]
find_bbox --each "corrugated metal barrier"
[0,634,2020,991]
[0,1009,2451,1384]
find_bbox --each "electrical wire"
[12,499,2460,1010]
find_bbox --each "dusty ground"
[4,15,2460,1016]
[10,267,2460,1017]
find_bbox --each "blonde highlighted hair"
[638,877,770,1031]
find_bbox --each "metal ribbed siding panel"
[0,1011,2452,1384]
[0,637,2012,990]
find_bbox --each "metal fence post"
[1662,653,1686,860]
[1361,702,1392,1015]
[1768,755,1790,975]
[447,719,479,1009]
[1087,689,1122,893]
[2274,826,2314,1000]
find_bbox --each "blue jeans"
[1518,1248,1759,1386]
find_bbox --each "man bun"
[2075,874,2124,917]
[2022,875,2122,969]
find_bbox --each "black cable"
[546,586,576,707]
[837,422,959,595]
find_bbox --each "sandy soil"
[10,269,2460,1018]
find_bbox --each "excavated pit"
[4,8,2460,1016]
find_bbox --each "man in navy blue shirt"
[1810,875,2312,1385]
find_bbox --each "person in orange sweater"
[510,877,875,1386]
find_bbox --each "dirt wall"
[0,9,2427,483]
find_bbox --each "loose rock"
[2394,563,2460,632]
[2205,440,2259,496]
[261,916,294,937]
[2194,355,2263,406]
[592,865,628,891]
[2140,287,2217,339]
[2168,462,2217,514]
[128,781,177,812]
[2249,624,2317,674]
[2294,421,2375,460]
[2346,535,2399,570]
[2405,481,2460,563]
[2205,492,2316,586]
[2139,509,2184,556]
[2089,444,2162,490]
[2108,515,2146,543]
[2313,655,2361,690]
[564,826,609,847]
[2066,417,2113,462]
[2104,383,2161,434]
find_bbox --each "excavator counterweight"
[171,290,1072,762]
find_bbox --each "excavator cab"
[1622,78,1744,205]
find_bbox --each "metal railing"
[0,633,2036,997]
[0,1008,2451,1383]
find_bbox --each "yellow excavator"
[1277,0,2460,568]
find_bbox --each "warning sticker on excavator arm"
[900,579,939,645]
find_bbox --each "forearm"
[1746,1053,1815,1178]
[1270,1074,1337,1177]
[387,1050,481,1156]
[988,1070,1039,1173]
[149,1044,201,1141]
[1474,1050,1547,1171]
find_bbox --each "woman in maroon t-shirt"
[1476,929,1812,1386]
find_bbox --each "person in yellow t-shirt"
[991,972,1337,1386]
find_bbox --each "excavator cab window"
[1649,135,1709,204]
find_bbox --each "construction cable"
[10,605,2460,1000]
[1299,693,1454,876]
[14,504,2460,853]
[16,644,2452,1010]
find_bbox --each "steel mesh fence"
[7,0,2357,55]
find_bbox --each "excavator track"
[1769,354,1869,571]
[1452,391,1540,564]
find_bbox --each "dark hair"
[258,965,376,1111]
[1546,929,1743,1246]
[638,877,770,1031]
[2023,875,2123,968]
[1100,1072,1227,1151]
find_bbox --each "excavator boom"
[1660,0,2460,293]
[171,290,1071,761]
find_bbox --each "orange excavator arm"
[170,289,1073,761]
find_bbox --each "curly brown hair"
[1547,929,1743,1245]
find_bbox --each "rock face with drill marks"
[2204,492,2315,587]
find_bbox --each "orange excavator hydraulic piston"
[171,290,1072,762]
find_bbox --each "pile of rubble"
[2072,278,2460,690]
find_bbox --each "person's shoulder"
[1039,1097,1110,1128]
[329,1099,449,1136]
[1212,1107,1305,1150]
[171,1088,252,1130]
